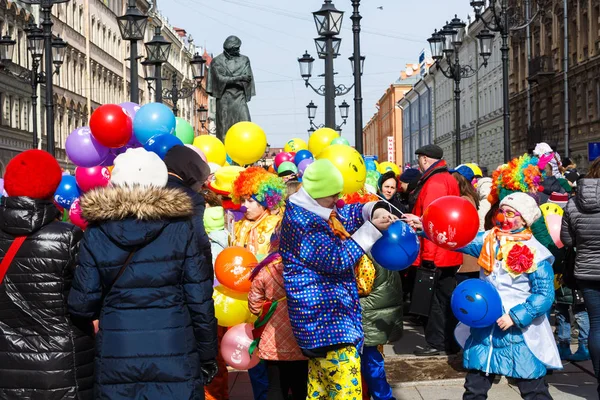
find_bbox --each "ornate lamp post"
[144,26,171,103]
[428,16,492,165]
[117,0,148,103]
[163,53,206,116]
[0,34,16,66]
[306,99,350,132]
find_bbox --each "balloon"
[371,221,420,271]
[144,134,184,159]
[284,138,308,153]
[54,175,81,209]
[215,246,258,293]
[465,163,483,177]
[294,150,314,166]
[69,198,87,230]
[174,117,195,145]
[274,152,294,169]
[184,144,207,162]
[75,166,111,192]
[545,213,564,249]
[364,156,377,172]
[297,158,314,175]
[308,127,339,157]
[277,161,298,175]
[193,135,227,166]
[226,154,233,165]
[66,127,110,167]
[317,144,366,195]
[213,285,251,327]
[224,121,267,166]
[133,103,176,145]
[221,323,260,370]
[120,102,141,120]
[540,202,564,218]
[378,161,400,176]
[331,137,350,146]
[422,196,479,250]
[451,279,503,328]
[89,104,133,148]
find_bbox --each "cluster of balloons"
[212,246,261,370]
[364,156,381,193]
[451,279,503,328]
[272,138,315,178]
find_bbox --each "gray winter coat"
[561,178,600,281]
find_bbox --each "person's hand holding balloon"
[401,213,423,231]
[371,208,398,231]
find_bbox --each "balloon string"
[372,193,406,216]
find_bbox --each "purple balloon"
[120,102,141,120]
[66,126,110,167]
[298,158,314,175]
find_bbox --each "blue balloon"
[451,279,503,328]
[371,221,420,271]
[364,155,377,172]
[133,103,176,145]
[294,149,314,166]
[54,175,81,209]
[226,154,233,164]
[144,134,183,159]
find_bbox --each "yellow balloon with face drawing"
[317,144,366,195]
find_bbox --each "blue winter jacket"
[68,186,217,400]
[280,188,382,351]
[458,232,557,379]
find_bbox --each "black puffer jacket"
[561,178,600,281]
[0,197,95,399]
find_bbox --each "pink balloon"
[545,213,564,249]
[274,152,294,169]
[69,198,87,230]
[220,323,260,370]
[185,144,207,163]
[75,166,111,192]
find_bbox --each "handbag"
[0,236,27,284]
[409,267,436,317]
[102,250,136,300]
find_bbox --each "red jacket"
[412,161,463,268]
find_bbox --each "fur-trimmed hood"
[81,186,194,222]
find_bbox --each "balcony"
[528,56,554,84]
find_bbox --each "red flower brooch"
[503,243,536,277]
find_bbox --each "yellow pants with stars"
[307,346,362,399]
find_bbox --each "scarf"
[478,227,533,274]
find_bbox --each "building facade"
[398,74,433,167]
[510,0,600,169]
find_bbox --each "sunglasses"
[497,209,522,218]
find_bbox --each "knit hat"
[203,206,225,233]
[164,145,210,191]
[548,192,569,208]
[302,159,344,199]
[450,165,475,182]
[499,192,541,226]
[110,147,168,188]
[399,168,421,183]
[4,150,62,199]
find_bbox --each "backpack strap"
[0,236,27,285]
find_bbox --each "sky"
[160,0,474,148]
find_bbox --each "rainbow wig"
[231,167,286,210]
[343,191,379,205]
[488,153,543,205]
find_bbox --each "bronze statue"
[206,36,256,141]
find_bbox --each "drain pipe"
[563,0,569,157]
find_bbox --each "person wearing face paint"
[280,159,397,400]
[230,167,287,400]
[453,192,561,399]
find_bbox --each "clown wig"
[231,167,286,210]
[488,153,544,205]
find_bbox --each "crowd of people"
[0,139,598,400]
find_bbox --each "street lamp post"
[197,104,208,130]
[144,25,171,103]
[306,99,349,132]
[117,0,148,104]
[162,52,206,116]
[428,16,492,166]
[350,0,364,153]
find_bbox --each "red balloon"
[75,166,111,192]
[89,104,133,148]
[273,152,294,170]
[422,196,479,250]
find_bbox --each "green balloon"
[277,161,298,174]
[174,117,195,144]
[331,137,350,146]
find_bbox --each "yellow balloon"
[465,163,483,177]
[284,138,308,153]
[540,203,564,218]
[225,122,267,166]
[317,144,367,195]
[213,285,250,327]
[378,161,400,176]
[193,135,226,166]
[308,128,339,157]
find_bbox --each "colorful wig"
[488,153,543,205]
[343,191,379,205]
[231,167,286,210]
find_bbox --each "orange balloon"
[215,246,258,293]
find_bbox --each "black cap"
[415,144,443,159]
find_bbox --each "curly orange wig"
[230,167,286,210]
[488,154,543,205]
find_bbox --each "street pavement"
[228,320,598,399]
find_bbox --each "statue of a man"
[206,36,256,140]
